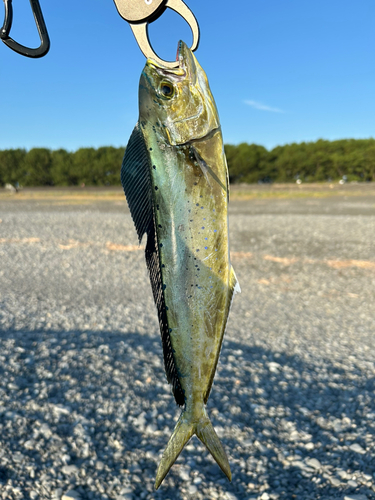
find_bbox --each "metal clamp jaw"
[113,0,199,68]
[1,0,50,58]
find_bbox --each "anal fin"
[203,266,240,404]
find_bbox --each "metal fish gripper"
[112,0,200,68]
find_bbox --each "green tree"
[51,149,76,186]
[0,149,27,186]
[225,143,267,183]
[21,148,53,186]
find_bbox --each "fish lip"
[146,40,190,80]
[146,57,186,81]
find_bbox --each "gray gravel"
[0,193,375,500]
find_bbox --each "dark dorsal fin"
[121,124,185,406]
[121,124,153,242]
[145,222,185,406]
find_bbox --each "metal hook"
[1,0,50,58]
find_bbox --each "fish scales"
[121,41,240,489]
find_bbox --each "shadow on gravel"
[214,338,375,499]
[0,328,374,500]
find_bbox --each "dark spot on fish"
[196,249,199,252]
[162,284,167,290]
[213,209,215,212]
[158,224,162,228]
[157,204,160,210]
[205,246,208,250]
[202,227,205,229]
[161,264,165,268]
[153,165,156,169]
[166,306,168,310]
[190,220,193,222]
[149,148,153,151]
[169,328,172,332]
[196,203,199,207]
[160,243,163,248]
[200,195,203,198]
[201,207,204,209]
[205,238,208,241]
[214,229,217,232]
[155,186,158,190]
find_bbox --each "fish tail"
[155,409,231,489]
[155,412,194,489]
[196,417,232,482]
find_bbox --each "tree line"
[0,138,374,187]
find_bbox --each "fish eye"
[160,81,175,99]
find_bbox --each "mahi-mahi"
[121,40,240,489]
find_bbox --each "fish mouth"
[146,59,186,80]
[146,41,196,82]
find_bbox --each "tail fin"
[196,418,232,481]
[155,411,231,489]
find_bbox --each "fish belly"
[149,128,231,404]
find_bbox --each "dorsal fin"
[121,124,185,406]
[145,222,185,406]
[121,124,153,242]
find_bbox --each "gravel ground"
[0,191,374,500]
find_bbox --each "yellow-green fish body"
[121,41,240,489]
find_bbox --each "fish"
[121,40,240,489]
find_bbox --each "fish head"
[139,41,220,145]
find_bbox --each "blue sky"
[1,0,374,151]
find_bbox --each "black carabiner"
[1,0,50,58]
